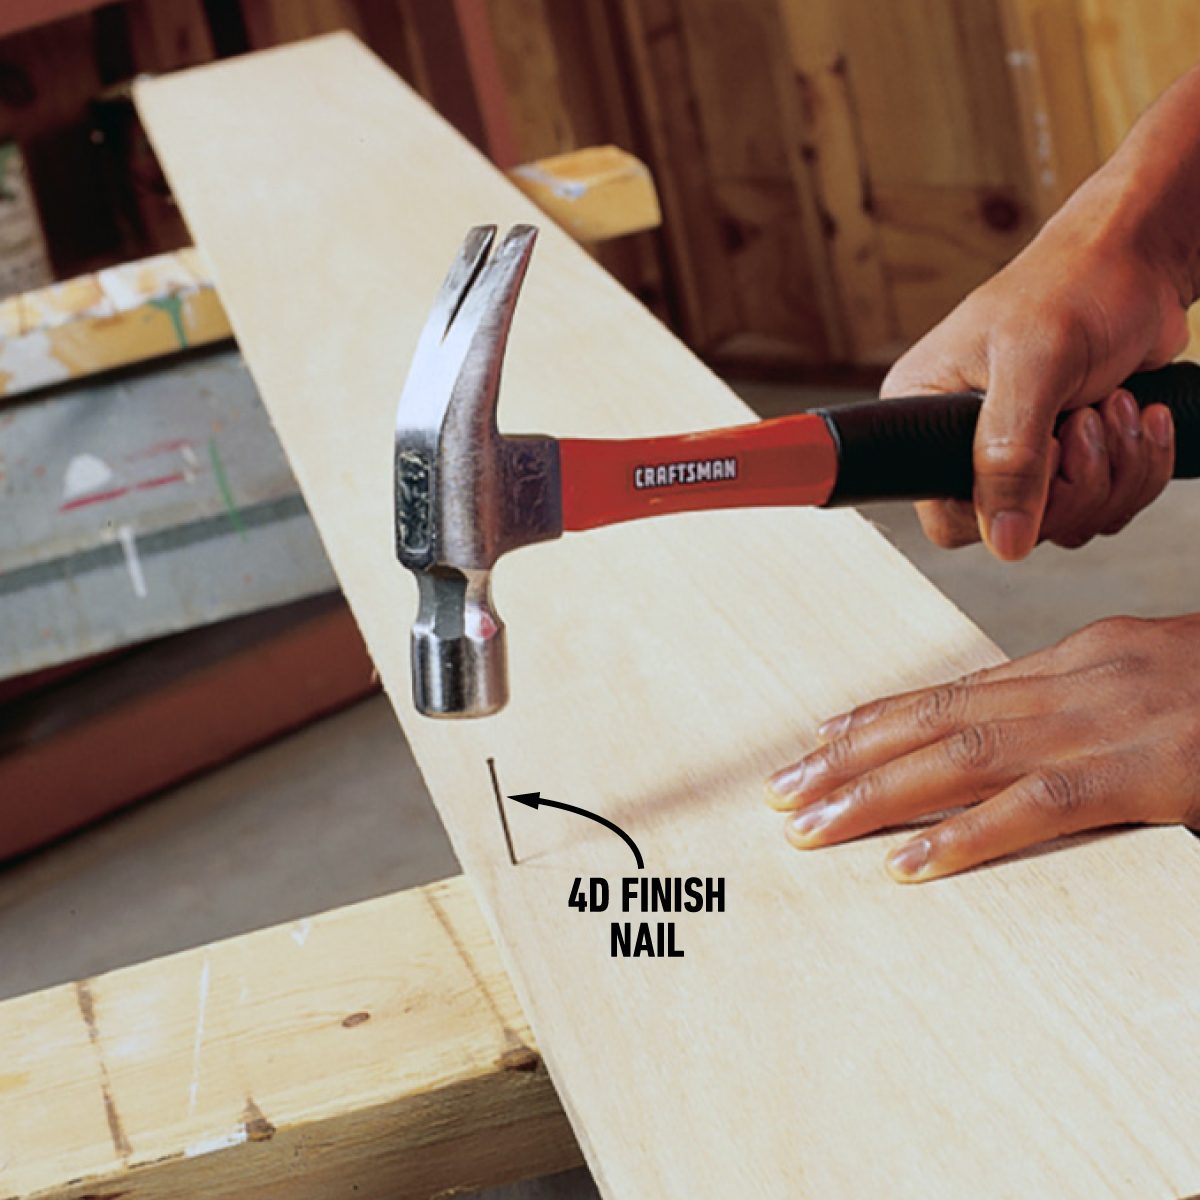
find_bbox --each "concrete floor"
[2,381,1198,1198]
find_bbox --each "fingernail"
[1146,406,1173,448]
[788,796,850,844]
[1082,409,1105,453]
[817,713,850,740]
[1116,390,1141,438]
[886,837,934,881]
[766,757,819,800]
[989,510,1033,561]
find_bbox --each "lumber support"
[0,876,580,1200]
[509,146,661,243]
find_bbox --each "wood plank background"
[2,0,1197,368]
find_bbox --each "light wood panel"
[999,1,1200,355]
[137,35,1200,1197]
[0,876,578,1200]
[999,0,1102,220]
[797,0,1038,350]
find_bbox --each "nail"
[767,756,822,800]
[988,510,1033,561]
[886,837,934,881]
[788,796,850,844]
[1081,409,1105,453]
[1115,390,1141,438]
[1145,406,1173,448]
[817,713,850,740]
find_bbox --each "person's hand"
[886,181,1189,561]
[765,614,1200,882]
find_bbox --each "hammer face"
[411,567,507,718]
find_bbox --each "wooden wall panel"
[825,0,1037,348]
[999,0,1100,220]
[615,0,835,367]
[479,0,670,322]
[674,0,833,365]
[5,1,1192,366]
[776,0,897,364]
[1000,0,1200,347]
[1074,0,1200,156]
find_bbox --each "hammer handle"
[819,361,1200,505]
[558,362,1200,531]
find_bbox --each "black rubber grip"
[817,361,1200,506]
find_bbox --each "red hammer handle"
[559,413,837,532]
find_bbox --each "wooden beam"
[136,35,1200,1197]
[509,145,660,244]
[0,247,231,400]
[0,876,579,1200]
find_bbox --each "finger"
[784,718,1040,849]
[1125,402,1174,526]
[1040,408,1110,548]
[884,753,1131,882]
[817,646,1071,735]
[974,339,1076,561]
[915,498,980,548]
[1094,389,1150,536]
[765,676,1068,812]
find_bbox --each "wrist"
[1038,161,1198,310]
[1096,154,1200,309]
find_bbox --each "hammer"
[395,224,1200,718]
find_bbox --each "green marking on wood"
[149,294,189,348]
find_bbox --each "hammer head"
[395,225,562,718]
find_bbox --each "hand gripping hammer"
[395,225,1200,718]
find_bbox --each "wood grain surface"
[0,876,577,1200]
[136,35,1200,1197]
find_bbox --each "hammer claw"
[395,224,559,719]
[427,223,495,344]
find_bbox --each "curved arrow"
[508,792,645,870]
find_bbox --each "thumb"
[974,356,1070,561]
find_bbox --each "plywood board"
[136,35,1200,1197]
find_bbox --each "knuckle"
[974,437,1046,484]
[820,733,858,772]
[845,700,882,729]
[914,685,967,732]
[943,723,1002,773]
[1027,766,1085,819]
[1070,616,1136,651]
[849,771,880,808]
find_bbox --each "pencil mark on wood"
[74,980,133,1161]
